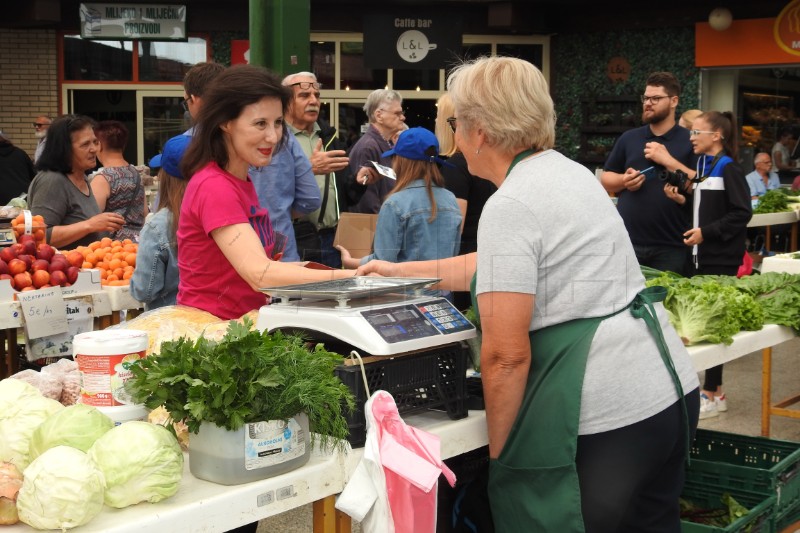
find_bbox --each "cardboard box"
[333,213,378,261]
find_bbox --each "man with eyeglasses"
[33,115,52,164]
[181,62,225,135]
[348,88,406,213]
[745,152,780,199]
[601,71,697,276]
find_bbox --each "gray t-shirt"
[476,150,698,435]
[28,170,107,248]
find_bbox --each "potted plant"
[125,318,355,485]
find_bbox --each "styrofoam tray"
[103,284,143,311]
[761,253,800,274]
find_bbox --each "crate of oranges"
[11,210,47,244]
[68,237,137,287]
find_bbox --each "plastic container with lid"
[95,404,149,426]
[189,413,311,485]
[73,329,148,407]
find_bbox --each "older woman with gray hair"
[347,88,405,213]
[358,56,699,531]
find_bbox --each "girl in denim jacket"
[340,128,461,270]
[130,134,190,310]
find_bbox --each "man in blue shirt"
[600,72,697,275]
[745,152,780,198]
[249,134,321,262]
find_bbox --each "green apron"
[471,151,689,532]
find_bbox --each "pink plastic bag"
[737,250,753,278]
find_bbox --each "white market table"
[6,327,796,532]
[686,324,797,437]
[747,210,799,252]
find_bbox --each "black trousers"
[577,389,700,533]
[692,264,739,390]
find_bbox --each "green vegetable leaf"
[125,316,355,451]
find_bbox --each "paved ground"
[256,337,800,532]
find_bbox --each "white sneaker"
[699,394,719,420]
[715,394,727,412]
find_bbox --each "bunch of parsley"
[125,318,355,450]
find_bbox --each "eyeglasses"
[181,96,192,112]
[689,129,717,136]
[446,117,457,133]
[289,81,322,90]
[33,123,50,128]
[379,107,405,118]
[755,159,772,165]
[640,95,672,104]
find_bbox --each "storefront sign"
[774,0,800,56]
[363,12,462,69]
[606,57,630,82]
[79,3,187,41]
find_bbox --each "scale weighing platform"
[256,277,476,356]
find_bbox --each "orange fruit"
[89,242,101,251]
[122,270,133,280]
[106,274,119,282]
[82,261,92,269]
[112,267,124,279]
[108,258,122,270]
[124,253,136,266]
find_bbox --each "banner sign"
[363,11,462,69]
[79,3,187,40]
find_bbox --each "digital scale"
[256,277,476,356]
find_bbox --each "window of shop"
[310,33,549,144]
[63,34,208,82]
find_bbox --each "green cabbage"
[29,404,115,461]
[0,389,63,470]
[16,446,105,531]
[87,421,183,508]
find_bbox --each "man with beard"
[601,72,697,275]
[33,115,51,164]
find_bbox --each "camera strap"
[692,152,725,183]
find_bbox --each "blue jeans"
[318,228,342,269]
[633,245,689,276]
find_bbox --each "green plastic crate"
[681,479,775,533]
[776,501,800,533]
[690,429,800,518]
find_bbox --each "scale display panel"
[361,299,473,344]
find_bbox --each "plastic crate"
[681,478,776,533]
[689,429,800,518]
[334,342,469,447]
[776,501,800,533]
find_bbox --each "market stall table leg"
[761,346,800,436]
[312,495,351,533]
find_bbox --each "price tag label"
[17,287,68,339]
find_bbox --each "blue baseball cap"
[381,127,450,165]
[149,134,191,179]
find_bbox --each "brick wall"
[0,29,58,160]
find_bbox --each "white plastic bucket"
[96,404,149,426]
[73,329,148,407]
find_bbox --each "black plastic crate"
[335,342,469,447]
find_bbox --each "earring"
[475,148,480,155]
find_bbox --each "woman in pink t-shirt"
[177,65,354,320]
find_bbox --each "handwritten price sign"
[18,287,69,339]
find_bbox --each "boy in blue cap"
[130,134,192,309]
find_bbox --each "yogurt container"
[73,329,148,407]
[95,404,150,426]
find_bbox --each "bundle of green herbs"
[125,318,355,450]
[753,188,800,214]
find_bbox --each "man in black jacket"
[0,131,35,206]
